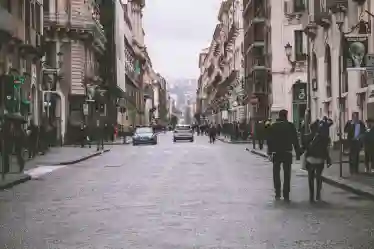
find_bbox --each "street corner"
[0,173,31,191]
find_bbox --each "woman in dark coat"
[302,120,332,202]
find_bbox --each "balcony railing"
[44,12,106,46]
[227,23,240,44]
[252,56,266,69]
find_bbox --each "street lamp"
[331,4,346,178]
[284,43,296,72]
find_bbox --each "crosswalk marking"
[24,165,66,179]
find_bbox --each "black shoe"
[283,196,290,202]
[275,195,281,200]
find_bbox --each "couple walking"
[267,110,332,202]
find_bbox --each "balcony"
[207,63,215,77]
[251,56,268,71]
[327,0,348,11]
[44,12,106,50]
[213,43,220,56]
[0,6,25,42]
[245,23,266,52]
[252,6,266,23]
[314,1,331,28]
[227,23,240,45]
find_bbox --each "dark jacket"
[302,132,330,160]
[267,119,300,155]
[344,120,366,142]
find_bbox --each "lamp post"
[284,43,297,72]
[332,5,347,178]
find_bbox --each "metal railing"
[44,12,106,43]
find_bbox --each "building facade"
[43,0,106,144]
[270,0,308,130]
[303,0,374,142]
[197,0,243,124]
[0,0,44,126]
[243,0,272,125]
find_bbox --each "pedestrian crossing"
[24,165,66,179]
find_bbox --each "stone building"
[0,0,44,125]
[197,0,243,124]
[304,0,373,142]
[242,0,272,125]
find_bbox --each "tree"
[170,115,178,128]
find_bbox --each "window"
[293,0,305,12]
[294,30,305,61]
[36,3,41,32]
[6,0,12,13]
[31,2,35,28]
[18,0,23,18]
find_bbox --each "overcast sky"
[143,0,221,80]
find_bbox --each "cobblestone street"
[1,133,374,248]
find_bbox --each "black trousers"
[306,162,324,201]
[349,140,361,174]
[364,148,374,171]
[209,134,216,143]
[272,152,292,198]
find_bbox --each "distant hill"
[168,78,197,109]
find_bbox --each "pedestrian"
[267,109,301,201]
[302,119,332,202]
[27,120,38,159]
[364,118,374,173]
[209,124,217,144]
[12,122,26,172]
[344,112,366,174]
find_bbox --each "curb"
[0,174,32,191]
[217,137,252,144]
[321,175,374,200]
[249,149,268,158]
[54,149,111,165]
[0,149,111,191]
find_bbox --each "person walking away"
[302,120,332,202]
[364,118,374,173]
[209,124,217,144]
[0,120,11,178]
[27,120,38,159]
[344,112,366,174]
[267,109,301,201]
[12,122,26,172]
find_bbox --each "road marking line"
[24,165,66,179]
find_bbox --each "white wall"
[270,0,307,122]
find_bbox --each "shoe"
[283,195,290,202]
[275,195,281,200]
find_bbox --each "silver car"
[173,125,194,142]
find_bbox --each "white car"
[173,125,194,142]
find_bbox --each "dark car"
[132,127,157,145]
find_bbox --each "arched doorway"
[292,80,307,130]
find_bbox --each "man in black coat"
[267,109,301,201]
[344,112,366,174]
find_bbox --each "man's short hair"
[279,109,288,119]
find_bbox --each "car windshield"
[176,126,191,130]
[136,127,153,134]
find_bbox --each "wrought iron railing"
[44,11,106,43]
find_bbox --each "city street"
[1,133,374,248]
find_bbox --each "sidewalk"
[249,146,374,200]
[0,147,111,190]
[217,136,252,144]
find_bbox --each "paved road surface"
[1,133,374,248]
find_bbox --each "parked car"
[132,126,158,145]
[173,125,194,142]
